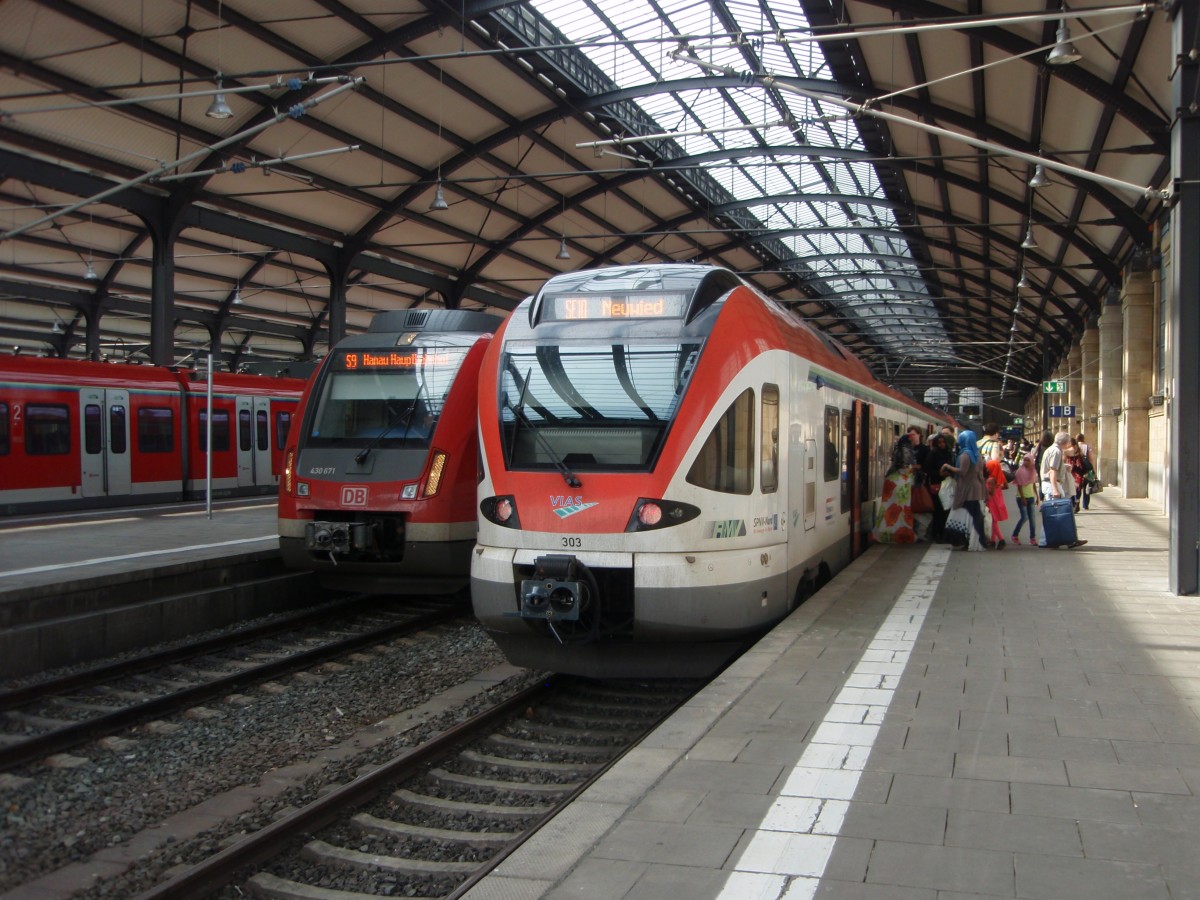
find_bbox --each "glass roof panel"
[528,0,954,361]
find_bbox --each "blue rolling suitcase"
[1041,497,1078,547]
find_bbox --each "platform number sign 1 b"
[1042,380,1067,394]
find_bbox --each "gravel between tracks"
[0,622,544,898]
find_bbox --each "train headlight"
[283,449,296,494]
[481,495,520,528]
[625,498,702,532]
[423,450,447,497]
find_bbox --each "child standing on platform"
[1010,451,1039,545]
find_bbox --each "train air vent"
[404,310,431,329]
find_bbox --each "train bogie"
[471,264,950,678]
[278,309,503,594]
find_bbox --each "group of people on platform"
[872,420,1098,550]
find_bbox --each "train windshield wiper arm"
[354,379,427,465]
[505,369,580,488]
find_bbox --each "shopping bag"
[911,484,934,514]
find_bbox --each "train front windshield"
[500,342,700,472]
[306,346,468,448]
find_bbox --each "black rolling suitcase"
[1041,498,1078,547]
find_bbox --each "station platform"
[0,498,281,598]
[466,491,1197,900]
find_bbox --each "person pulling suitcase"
[1039,431,1087,549]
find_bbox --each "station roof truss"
[0,0,1172,402]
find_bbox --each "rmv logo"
[341,485,368,507]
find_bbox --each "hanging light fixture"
[84,259,98,280]
[232,285,243,305]
[556,236,571,260]
[1017,270,1031,290]
[429,181,449,211]
[1047,19,1082,66]
[206,79,234,119]
[1021,227,1038,250]
[1029,164,1050,189]
[52,320,63,334]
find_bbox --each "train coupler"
[519,554,585,624]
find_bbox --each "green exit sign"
[1013,417,1024,425]
[1042,380,1066,393]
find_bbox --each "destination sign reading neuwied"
[545,292,686,321]
[336,350,457,370]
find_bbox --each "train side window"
[110,405,127,454]
[25,404,71,455]
[0,402,9,455]
[256,409,269,451]
[275,411,292,449]
[84,403,103,455]
[760,384,779,493]
[841,408,852,513]
[137,407,174,453]
[238,409,252,452]
[198,410,231,453]
[823,406,839,482]
[686,388,754,495]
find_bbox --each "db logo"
[340,486,368,507]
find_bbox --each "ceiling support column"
[324,254,350,348]
[1066,342,1083,433]
[1079,324,1100,441]
[1097,289,1123,488]
[144,206,183,367]
[1169,0,1199,595]
[1120,263,1154,499]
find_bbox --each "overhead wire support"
[670,47,1171,202]
[150,145,361,184]
[1,76,366,242]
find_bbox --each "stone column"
[1097,288,1123,486]
[1121,264,1155,498]
[1067,342,1083,433]
[1080,324,1100,438]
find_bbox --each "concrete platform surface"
[466,491,1197,900]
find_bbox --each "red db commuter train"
[471,264,953,678]
[278,309,503,594]
[0,355,305,516]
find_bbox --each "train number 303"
[561,536,583,548]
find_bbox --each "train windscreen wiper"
[505,367,581,488]
[354,378,428,465]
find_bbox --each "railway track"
[136,676,699,900]
[0,595,469,772]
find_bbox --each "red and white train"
[0,355,306,516]
[471,264,953,678]
[278,309,503,594]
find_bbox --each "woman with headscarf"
[872,426,923,544]
[940,429,990,550]
[1010,451,1039,545]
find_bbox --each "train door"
[79,388,131,497]
[235,396,255,487]
[252,397,273,485]
[849,400,871,556]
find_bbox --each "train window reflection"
[307,347,468,448]
[686,388,754,494]
[198,410,231,453]
[823,406,839,482]
[761,384,779,493]
[0,402,8,455]
[239,409,252,452]
[85,403,103,455]
[275,411,292,450]
[500,342,700,471]
[25,404,71,455]
[256,409,269,451]
[137,407,174,453]
[110,405,127,454]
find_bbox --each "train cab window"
[137,407,174,453]
[84,403,103,455]
[686,388,754,495]
[110,406,127,454]
[275,411,292,449]
[239,409,252,452]
[198,410,231,453]
[256,409,269,451]
[823,406,839,482]
[25,404,71,455]
[760,384,779,493]
[0,402,9,455]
